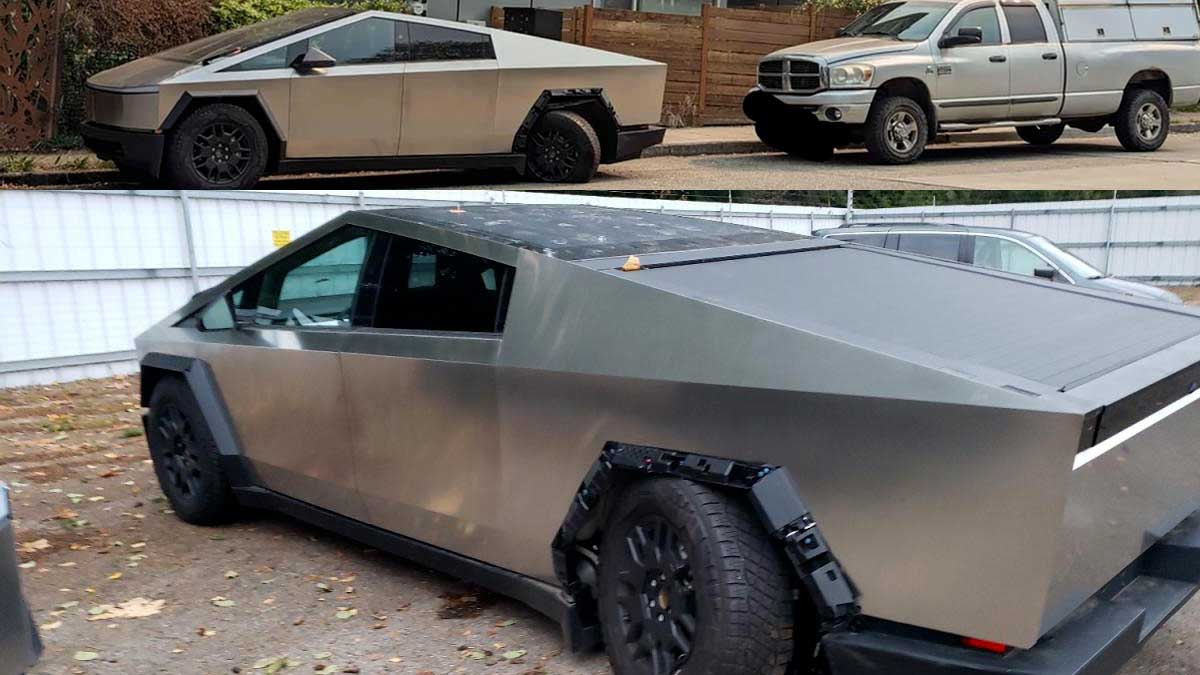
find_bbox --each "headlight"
[829,64,875,87]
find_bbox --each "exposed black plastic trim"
[275,153,525,175]
[139,353,258,488]
[512,89,624,161]
[1093,360,1200,446]
[552,443,861,651]
[613,125,665,162]
[233,486,591,649]
[80,122,165,177]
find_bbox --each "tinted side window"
[831,233,888,248]
[310,18,401,65]
[896,233,962,262]
[222,42,305,72]
[365,236,514,333]
[972,236,1046,276]
[948,6,1002,44]
[237,227,375,327]
[407,23,495,61]
[1002,5,1047,43]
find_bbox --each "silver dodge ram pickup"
[743,0,1200,163]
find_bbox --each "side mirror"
[938,26,984,48]
[1033,267,1057,280]
[291,46,336,71]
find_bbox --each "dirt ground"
[4,283,1200,675]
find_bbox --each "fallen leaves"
[73,651,100,662]
[211,596,237,608]
[18,538,51,553]
[86,597,165,621]
[334,608,358,620]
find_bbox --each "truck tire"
[1114,88,1169,152]
[597,477,795,675]
[164,103,268,189]
[754,120,792,152]
[757,119,834,161]
[526,110,601,183]
[1016,123,1065,146]
[147,376,237,525]
[864,96,928,164]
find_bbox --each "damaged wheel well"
[552,442,861,652]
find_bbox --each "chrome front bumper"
[758,87,877,125]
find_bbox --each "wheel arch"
[874,77,937,135]
[1125,69,1172,106]
[161,92,286,171]
[139,352,257,488]
[552,441,861,652]
[513,89,621,163]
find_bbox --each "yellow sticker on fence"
[271,230,292,248]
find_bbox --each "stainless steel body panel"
[84,11,667,164]
[400,61,499,155]
[135,206,1200,651]
[290,65,405,157]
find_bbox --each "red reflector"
[962,637,1008,654]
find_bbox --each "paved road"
[255,131,1200,190]
[26,130,1200,191]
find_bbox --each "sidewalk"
[646,110,1200,158]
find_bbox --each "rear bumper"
[612,125,665,162]
[81,122,165,178]
[823,508,1200,675]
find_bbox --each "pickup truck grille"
[757,58,824,93]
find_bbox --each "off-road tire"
[164,103,268,189]
[1114,88,1169,152]
[789,138,835,162]
[147,376,237,525]
[1016,123,1065,146]
[864,95,928,164]
[755,120,794,152]
[526,110,601,183]
[597,477,795,675]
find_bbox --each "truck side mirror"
[291,46,336,71]
[939,26,984,47]
[1034,267,1057,280]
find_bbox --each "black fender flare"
[552,442,861,650]
[512,89,623,162]
[139,352,258,489]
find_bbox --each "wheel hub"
[191,122,251,185]
[886,111,918,153]
[612,516,696,675]
[156,404,202,499]
[529,128,580,181]
[1137,103,1162,140]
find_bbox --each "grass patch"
[0,155,35,174]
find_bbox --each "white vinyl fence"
[2,189,1199,388]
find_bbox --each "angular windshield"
[839,1,955,41]
[154,8,354,65]
[1028,235,1107,279]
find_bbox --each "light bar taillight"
[962,637,1008,654]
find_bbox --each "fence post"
[808,3,818,41]
[178,191,201,294]
[698,4,712,123]
[583,4,594,46]
[1103,190,1118,273]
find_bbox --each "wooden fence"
[490,4,857,125]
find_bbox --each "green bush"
[212,0,408,31]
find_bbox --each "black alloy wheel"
[190,122,252,186]
[609,515,698,675]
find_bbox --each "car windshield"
[1028,235,1107,279]
[839,1,955,41]
[153,8,354,65]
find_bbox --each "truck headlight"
[829,64,874,87]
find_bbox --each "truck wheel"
[789,138,835,162]
[164,103,268,189]
[754,120,795,153]
[864,96,927,164]
[526,110,601,183]
[1115,89,1169,152]
[147,377,237,525]
[597,478,795,675]
[1016,123,1065,146]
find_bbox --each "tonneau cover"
[615,245,1200,390]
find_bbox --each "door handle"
[1042,52,1058,60]
[989,55,1007,63]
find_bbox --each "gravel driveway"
[5,340,1200,674]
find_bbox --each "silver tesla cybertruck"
[136,206,1200,675]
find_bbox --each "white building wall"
[2,190,1198,388]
